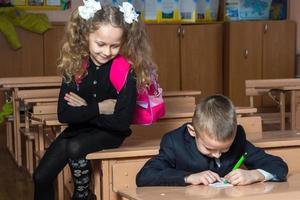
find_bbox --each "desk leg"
[38,124,45,154]
[279,92,286,130]
[291,91,296,130]
[13,89,22,166]
[92,161,101,200]
[6,120,13,156]
[57,171,64,200]
[34,130,40,168]
[295,91,300,131]
[102,160,110,200]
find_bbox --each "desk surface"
[162,90,201,97]
[0,76,61,86]
[86,130,300,160]
[118,173,300,200]
[23,97,58,104]
[0,76,61,90]
[246,78,300,88]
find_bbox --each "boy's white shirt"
[256,169,277,181]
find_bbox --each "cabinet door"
[224,21,263,106]
[262,20,296,108]
[0,27,43,77]
[181,24,223,97]
[44,24,65,75]
[146,24,181,91]
[262,20,296,79]
[18,28,44,76]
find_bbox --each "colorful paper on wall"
[269,0,287,20]
[239,0,272,20]
[132,0,144,16]
[224,0,239,21]
[224,0,272,21]
[159,0,179,22]
[11,0,25,6]
[47,0,60,6]
[28,0,44,6]
[60,0,71,10]
[144,0,158,22]
[180,0,196,22]
[196,0,219,22]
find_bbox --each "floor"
[0,125,34,200]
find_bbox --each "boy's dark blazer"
[136,124,288,186]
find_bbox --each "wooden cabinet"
[146,25,181,91]
[146,23,223,96]
[44,24,65,75]
[224,20,296,107]
[0,27,44,77]
[180,24,223,97]
[0,27,44,108]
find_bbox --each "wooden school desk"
[29,107,66,200]
[118,173,300,200]
[86,129,300,200]
[28,91,200,200]
[22,97,58,174]
[0,76,61,166]
[245,78,300,131]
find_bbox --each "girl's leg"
[67,130,125,200]
[33,134,69,200]
[33,127,85,200]
[69,158,93,200]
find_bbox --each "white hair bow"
[78,0,102,20]
[119,2,139,24]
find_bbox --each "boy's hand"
[186,170,222,185]
[64,92,87,107]
[98,99,117,115]
[224,169,265,185]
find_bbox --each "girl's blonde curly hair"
[57,5,157,89]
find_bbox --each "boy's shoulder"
[162,123,192,143]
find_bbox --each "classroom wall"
[36,0,300,52]
[29,0,300,78]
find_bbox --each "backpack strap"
[110,54,131,93]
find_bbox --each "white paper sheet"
[209,178,233,188]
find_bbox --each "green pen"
[232,152,247,170]
[223,152,247,184]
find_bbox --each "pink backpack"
[78,55,165,125]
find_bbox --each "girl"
[33,1,157,199]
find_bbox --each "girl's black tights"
[33,127,124,200]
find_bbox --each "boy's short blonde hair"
[192,95,237,141]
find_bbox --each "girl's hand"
[64,92,87,107]
[98,99,117,115]
[224,169,265,186]
[186,170,222,185]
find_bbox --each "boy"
[136,95,288,186]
